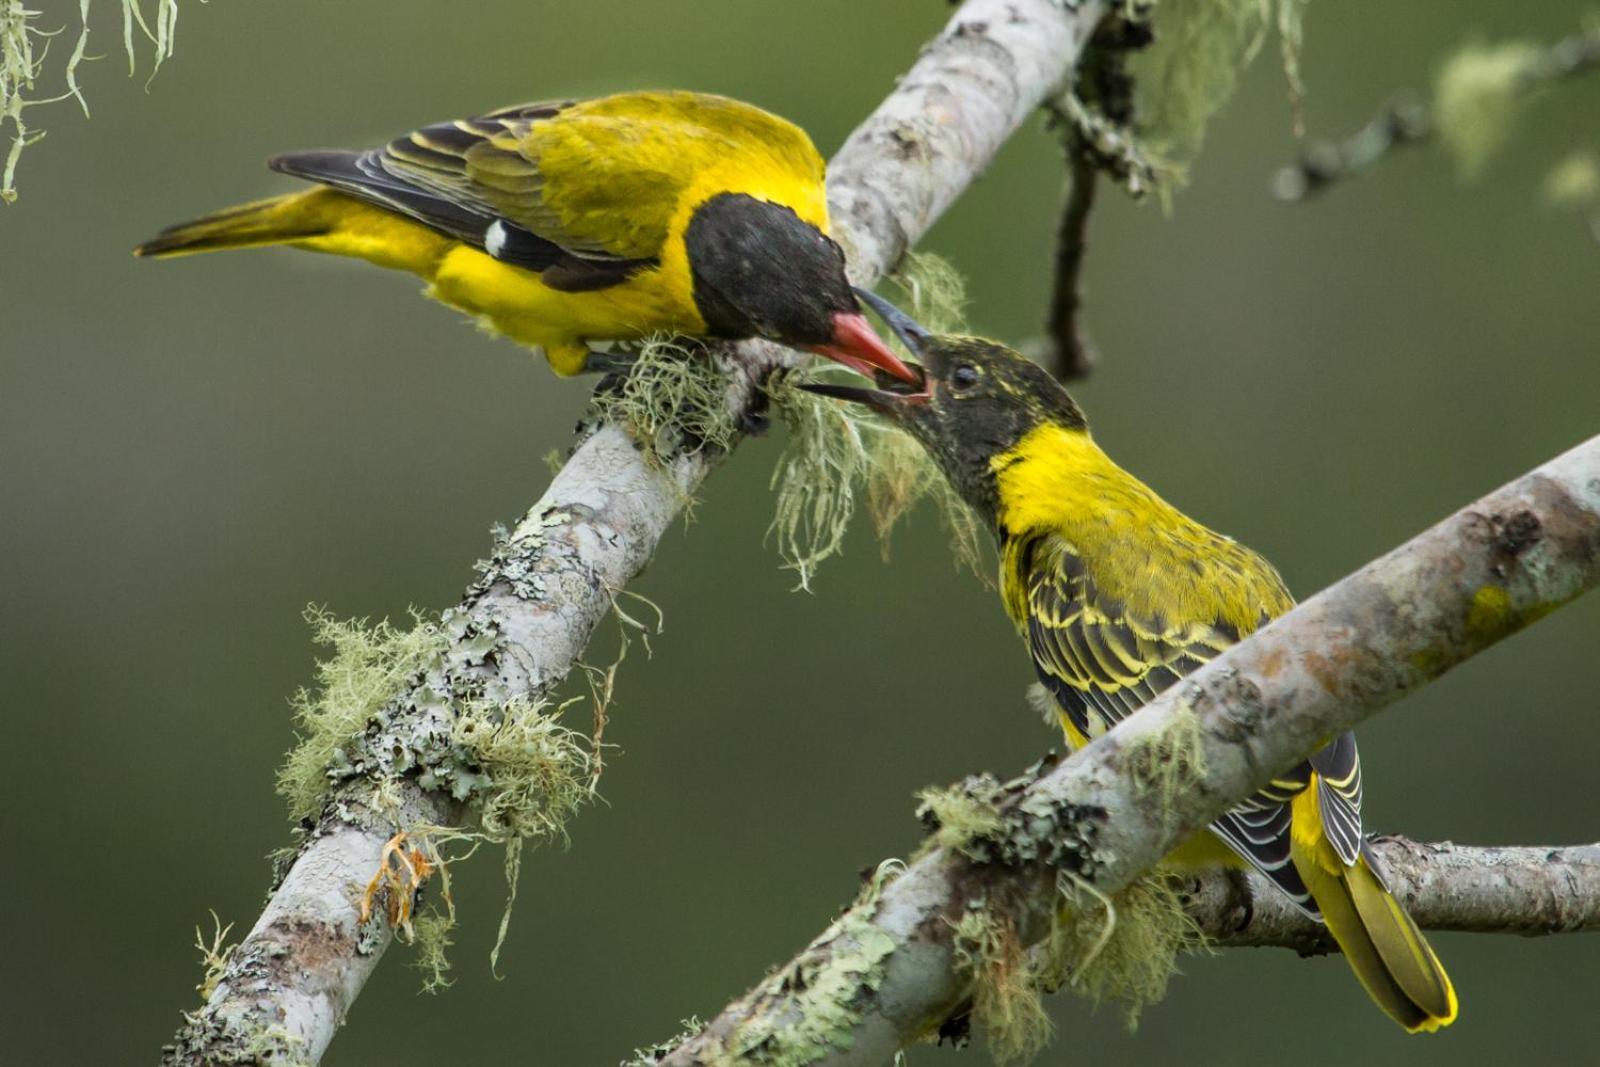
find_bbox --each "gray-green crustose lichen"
[917,756,1108,876]
[165,928,315,1066]
[727,910,898,1064]
[275,607,593,985]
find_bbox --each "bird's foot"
[358,831,435,937]
[581,349,638,377]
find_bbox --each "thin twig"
[1034,14,1152,381]
[1041,131,1100,380]
[1271,93,1431,202]
[1274,27,1600,201]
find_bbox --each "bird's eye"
[951,364,980,390]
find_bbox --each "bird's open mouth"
[799,362,929,412]
[801,286,933,412]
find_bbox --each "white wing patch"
[484,220,509,259]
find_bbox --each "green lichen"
[1434,40,1542,179]
[729,910,897,1063]
[276,607,594,987]
[916,780,1006,855]
[1132,0,1309,161]
[163,1012,311,1067]
[1543,148,1600,208]
[2,0,182,203]
[953,874,1202,1063]
[1042,872,1203,1029]
[954,906,1053,1065]
[589,336,740,466]
[765,252,982,588]
[622,1017,706,1066]
[192,911,237,1002]
[410,911,456,994]
[277,608,448,824]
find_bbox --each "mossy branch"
[654,433,1600,1066]
[161,2,1113,1063]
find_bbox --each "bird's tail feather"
[1295,837,1457,1032]
[133,190,335,258]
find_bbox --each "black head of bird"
[803,287,1086,522]
[683,193,911,381]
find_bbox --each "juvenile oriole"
[134,90,913,383]
[808,290,1457,1032]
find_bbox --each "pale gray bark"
[1188,838,1600,952]
[161,1,1109,1063]
[658,435,1600,1066]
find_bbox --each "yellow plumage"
[134,91,870,378]
[805,320,1457,1033]
[997,422,1457,1033]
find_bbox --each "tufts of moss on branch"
[589,336,742,467]
[275,607,594,987]
[918,731,1207,1059]
[765,252,982,588]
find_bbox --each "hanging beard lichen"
[954,873,1206,1064]
[764,252,983,588]
[276,607,594,990]
[1131,0,1309,163]
[3,0,184,202]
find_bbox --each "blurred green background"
[4,1,1597,1062]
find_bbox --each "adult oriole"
[134,91,913,383]
[808,290,1457,1032]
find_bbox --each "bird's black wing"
[1022,534,1326,917]
[269,101,653,291]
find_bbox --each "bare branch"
[1270,93,1431,202]
[160,1,1110,1063]
[657,434,1600,1065]
[1273,26,1600,201]
[1037,127,1101,380]
[1187,838,1600,953]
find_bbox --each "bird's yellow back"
[992,422,1293,637]
[519,91,830,260]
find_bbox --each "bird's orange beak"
[807,312,920,384]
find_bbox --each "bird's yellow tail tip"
[1340,856,1458,1032]
[133,192,328,259]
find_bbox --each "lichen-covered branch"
[161,1,1109,1063]
[1185,838,1600,953]
[656,434,1600,1066]
[1273,24,1600,200]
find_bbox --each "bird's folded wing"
[379,99,682,262]
[1024,533,1324,915]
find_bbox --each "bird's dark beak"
[806,311,920,385]
[852,286,932,356]
[798,378,924,418]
